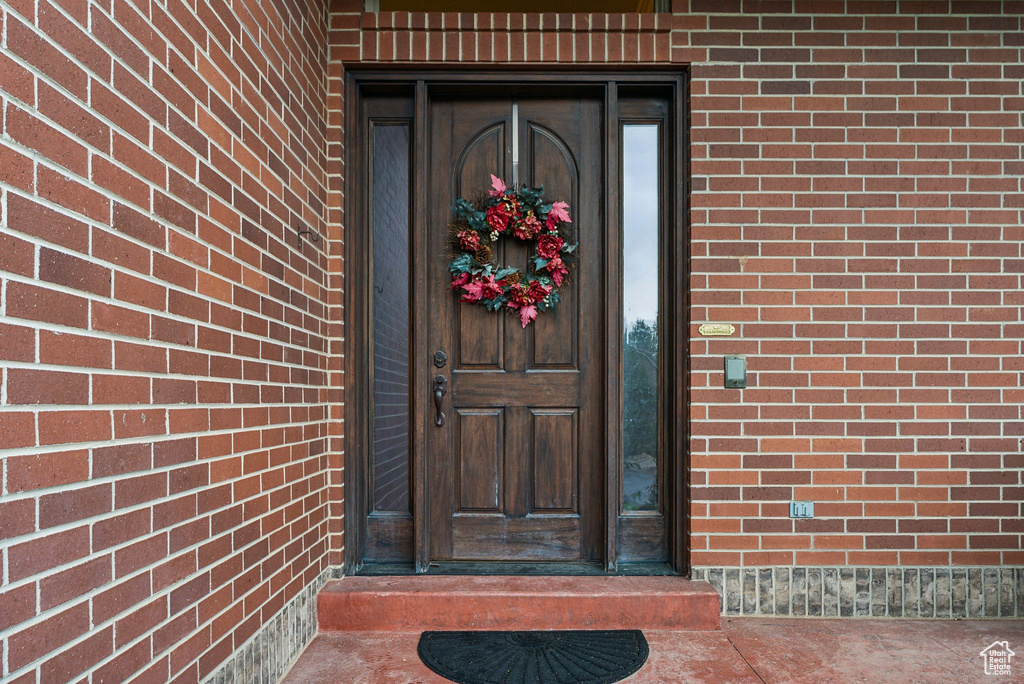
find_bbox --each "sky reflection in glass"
[622,124,659,512]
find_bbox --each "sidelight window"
[371,123,411,514]
[622,124,660,513]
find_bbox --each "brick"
[0,581,36,633]
[0,51,35,104]
[36,165,110,222]
[40,626,113,683]
[116,533,168,578]
[6,193,90,253]
[93,156,151,207]
[0,497,35,541]
[94,509,152,551]
[38,410,112,445]
[39,247,112,296]
[5,102,89,175]
[92,226,153,275]
[92,301,151,339]
[7,368,90,405]
[39,556,111,611]
[7,449,89,492]
[92,573,152,624]
[0,322,35,362]
[0,140,35,192]
[39,483,112,528]
[38,330,113,369]
[115,599,167,649]
[8,526,90,582]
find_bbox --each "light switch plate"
[790,501,814,518]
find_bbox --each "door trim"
[343,67,690,576]
[603,80,621,572]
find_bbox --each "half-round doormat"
[417,629,649,684]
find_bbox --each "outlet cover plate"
[790,501,814,518]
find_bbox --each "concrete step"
[318,575,722,632]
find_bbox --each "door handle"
[433,374,448,427]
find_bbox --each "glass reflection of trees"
[623,317,658,511]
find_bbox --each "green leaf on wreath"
[562,242,578,254]
[453,198,475,219]
[518,185,543,208]
[449,253,472,274]
[469,213,487,233]
[494,267,517,280]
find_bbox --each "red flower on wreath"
[450,272,471,290]
[527,280,552,303]
[457,229,480,252]
[482,279,504,300]
[507,283,531,306]
[536,234,564,260]
[486,204,511,232]
[545,256,569,287]
[512,213,542,240]
[506,283,539,328]
[460,274,503,302]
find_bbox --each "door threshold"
[355,561,677,576]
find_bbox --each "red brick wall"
[329,0,1024,572]
[683,1,1022,570]
[1,0,332,681]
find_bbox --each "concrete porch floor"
[282,618,1024,683]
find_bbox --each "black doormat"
[417,629,649,684]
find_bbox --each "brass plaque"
[698,324,735,337]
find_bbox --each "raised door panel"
[530,409,578,513]
[527,122,578,370]
[456,408,504,512]
[451,517,580,560]
[453,123,505,370]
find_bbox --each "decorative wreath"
[448,175,577,328]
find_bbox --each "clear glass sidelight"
[371,124,411,513]
[622,124,660,513]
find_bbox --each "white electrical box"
[790,501,814,518]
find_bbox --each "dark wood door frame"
[343,67,691,576]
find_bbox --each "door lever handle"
[433,375,448,427]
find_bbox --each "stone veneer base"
[692,567,1024,618]
[205,569,329,684]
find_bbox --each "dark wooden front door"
[347,72,688,575]
[426,94,604,563]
